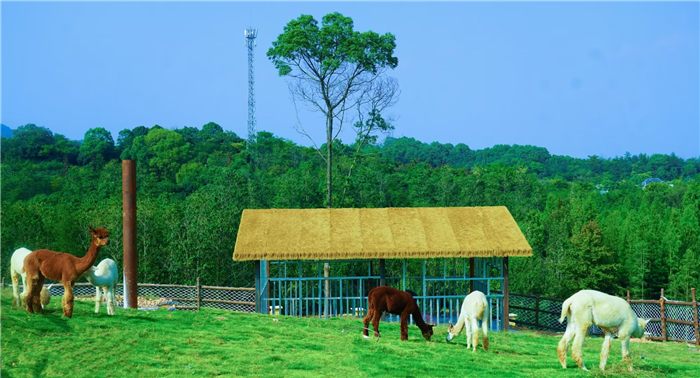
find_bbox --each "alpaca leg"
[371,310,382,340]
[465,318,473,349]
[11,271,21,307]
[62,282,75,318]
[24,275,36,314]
[31,276,45,313]
[619,332,633,371]
[557,323,575,368]
[95,286,102,314]
[362,308,374,338]
[571,325,589,371]
[599,330,613,371]
[23,260,40,313]
[107,287,116,315]
[470,316,480,352]
[400,312,409,341]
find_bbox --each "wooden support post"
[692,288,699,346]
[535,295,540,330]
[196,277,201,312]
[660,288,667,342]
[254,261,261,313]
[627,290,631,304]
[469,258,475,293]
[122,160,138,309]
[380,259,386,287]
[266,260,271,306]
[503,257,509,332]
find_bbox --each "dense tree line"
[2,123,699,301]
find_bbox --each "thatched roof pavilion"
[233,206,531,331]
[233,206,532,261]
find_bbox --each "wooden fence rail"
[5,278,256,312]
[508,288,699,345]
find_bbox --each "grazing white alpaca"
[558,290,649,371]
[82,258,118,315]
[10,248,51,308]
[445,290,490,351]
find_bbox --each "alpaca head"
[40,286,51,307]
[632,318,649,338]
[422,324,434,341]
[89,227,110,247]
[446,322,455,341]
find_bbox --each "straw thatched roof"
[232,207,532,261]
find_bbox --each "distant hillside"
[1,124,12,138]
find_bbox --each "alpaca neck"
[412,307,431,333]
[76,241,102,274]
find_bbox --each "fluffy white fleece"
[558,289,648,371]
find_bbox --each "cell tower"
[245,27,258,148]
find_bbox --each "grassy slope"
[1,289,698,378]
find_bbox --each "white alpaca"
[10,248,51,308]
[558,290,649,371]
[445,290,490,351]
[82,258,119,315]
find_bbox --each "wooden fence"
[508,288,699,345]
[6,278,256,313]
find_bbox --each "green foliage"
[267,13,397,78]
[78,127,115,166]
[1,124,698,298]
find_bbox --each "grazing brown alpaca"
[362,286,434,341]
[24,227,110,318]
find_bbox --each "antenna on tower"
[245,27,258,150]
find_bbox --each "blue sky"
[2,1,698,159]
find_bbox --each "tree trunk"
[326,115,333,208]
[324,113,333,317]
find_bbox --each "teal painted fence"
[255,258,505,330]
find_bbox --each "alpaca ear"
[89,226,96,234]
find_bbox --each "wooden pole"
[660,288,667,342]
[535,295,540,330]
[469,257,475,293]
[196,277,201,312]
[122,160,138,309]
[379,259,386,287]
[627,290,631,304]
[692,288,699,346]
[254,260,261,313]
[503,257,510,332]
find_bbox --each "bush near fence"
[6,278,255,313]
[508,288,699,345]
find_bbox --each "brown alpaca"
[24,227,110,318]
[362,286,434,341]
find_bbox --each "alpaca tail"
[481,296,489,351]
[559,297,572,324]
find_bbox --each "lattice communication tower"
[245,27,258,148]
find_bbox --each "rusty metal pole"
[122,160,138,309]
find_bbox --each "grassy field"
[1,288,698,378]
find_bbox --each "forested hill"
[2,123,699,301]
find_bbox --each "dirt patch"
[75,294,170,308]
[630,338,655,343]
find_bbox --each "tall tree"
[78,127,115,166]
[267,12,398,208]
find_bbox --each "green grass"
[2,288,698,378]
